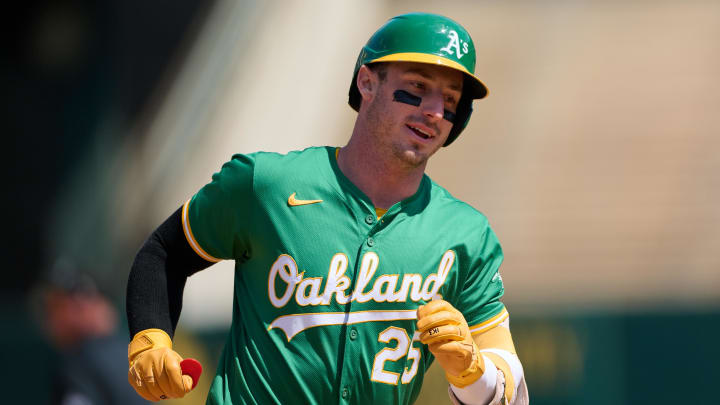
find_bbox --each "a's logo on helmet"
[440,30,469,60]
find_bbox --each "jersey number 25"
[371,327,421,385]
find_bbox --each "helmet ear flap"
[348,71,361,112]
[444,79,474,147]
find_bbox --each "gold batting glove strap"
[128,328,173,364]
[444,341,485,388]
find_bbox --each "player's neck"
[338,136,426,210]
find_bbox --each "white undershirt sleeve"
[450,354,498,405]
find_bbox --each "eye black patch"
[443,110,456,124]
[392,90,456,124]
[393,89,421,106]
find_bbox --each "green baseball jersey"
[182,146,507,405]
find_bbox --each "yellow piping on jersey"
[182,199,222,263]
[468,308,509,335]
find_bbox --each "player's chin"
[395,148,429,167]
[401,139,440,158]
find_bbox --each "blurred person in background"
[40,259,148,405]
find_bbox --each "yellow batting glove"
[128,329,193,401]
[416,300,484,388]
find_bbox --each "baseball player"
[126,12,528,405]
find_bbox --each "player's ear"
[356,65,378,103]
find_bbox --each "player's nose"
[420,93,444,122]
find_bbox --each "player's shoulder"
[220,146,331,176]
[426,178,491,228]
[242,146,331,170]
[211,146,332,188]
[241,146,335,189]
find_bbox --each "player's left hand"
[127,329,194,401]
[416,299,484,387]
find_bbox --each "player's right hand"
[128,328,193,401]
[416,300,484,388]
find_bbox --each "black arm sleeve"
[126,206,215,338]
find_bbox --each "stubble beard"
[365,92,435,170]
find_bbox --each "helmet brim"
[369,53,488,100]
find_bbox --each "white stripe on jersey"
[468,309,509,335]
[268,310,418,341]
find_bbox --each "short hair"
[368,62,388,82]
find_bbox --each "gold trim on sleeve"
[468,308,509,336]
[181,199,222,263]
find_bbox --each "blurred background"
[3,0,719,404]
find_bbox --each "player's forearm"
[448,358,499,405]
[126,224,185,337]
[126,207,214,337]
